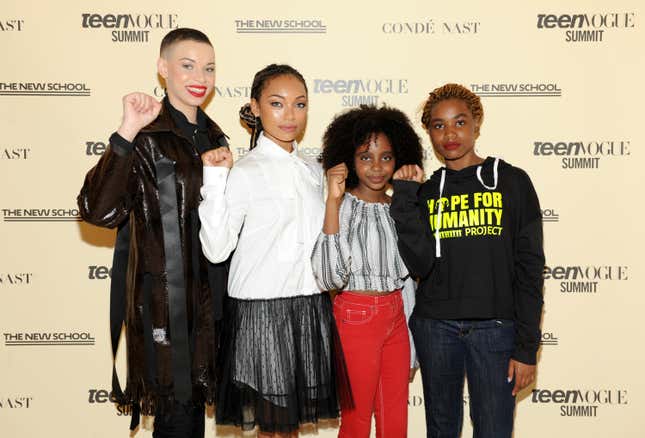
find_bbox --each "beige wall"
[1,0,643,436]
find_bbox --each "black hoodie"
[390,157,545,364]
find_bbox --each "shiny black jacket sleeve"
[511,169,545,365]
[77,132,139,229]
[390,180,436,279]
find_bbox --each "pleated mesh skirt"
[216,292,352,433]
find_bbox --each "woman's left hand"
[507,359,536,396]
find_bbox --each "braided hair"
[420,83,484,134]
[239,64,308,149]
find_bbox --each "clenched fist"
[201,147,233,168]
[393,164,424,183]
[327,163,348,202]
[117,93,162,142]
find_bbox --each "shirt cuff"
[512,346,537,366]
[202,166,229,192]
[109,132,134,157]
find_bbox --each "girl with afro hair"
[311,104,424,438]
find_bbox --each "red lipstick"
[187,85,207,98]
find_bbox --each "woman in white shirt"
[198,64,351,437]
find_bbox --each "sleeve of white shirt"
[199,165,249,263]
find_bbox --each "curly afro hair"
[320,104,424,189]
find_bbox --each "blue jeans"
[409,316,516,438]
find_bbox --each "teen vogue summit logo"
[235,19,326,34]
[543,264,628,294]
[531,388,627,417]
[536,12,635,42]
[88,265,111,280]
[85,140,109,156]
[88,389,131,416]
[313,78,409,107]
[533,140,630,170]
[81,12,179,43]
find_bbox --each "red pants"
[334,290,410,438]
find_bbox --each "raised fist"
[327,163,348,202]
[393,164,424,183]
[201,147,233,168]
[117,93,162,142]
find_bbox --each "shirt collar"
[164,97,222,153]
[140,96,229,150]
[165,96,208,139]
[255,132,299,158]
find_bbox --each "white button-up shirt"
[199,133,325,299]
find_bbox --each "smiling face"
[250,74,308,152]
[428,98,482,170]
[157,39,215,120]
[352,132,396,200]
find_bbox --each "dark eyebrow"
[267,94,307,99]
[430,113,468,123]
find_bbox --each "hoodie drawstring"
[477,157,499,190]
[434,157,500,259]
[435,169,446,257]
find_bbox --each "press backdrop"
[1,0,643,436]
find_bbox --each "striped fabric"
[311,192,418,368]
[311,192,410,292]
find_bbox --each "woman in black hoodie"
[389,83,545,438]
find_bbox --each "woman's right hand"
[117,92,162,142]
[326,163,348,202]
[393,164,424,183]
[201,147,234,168]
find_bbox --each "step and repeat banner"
[1,0,643,436]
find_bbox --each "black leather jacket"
[78,99,227,414]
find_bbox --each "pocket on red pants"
[333,297,374,325]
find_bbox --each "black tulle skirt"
[216,292,352,433]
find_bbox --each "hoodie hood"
[429,156,504,185]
